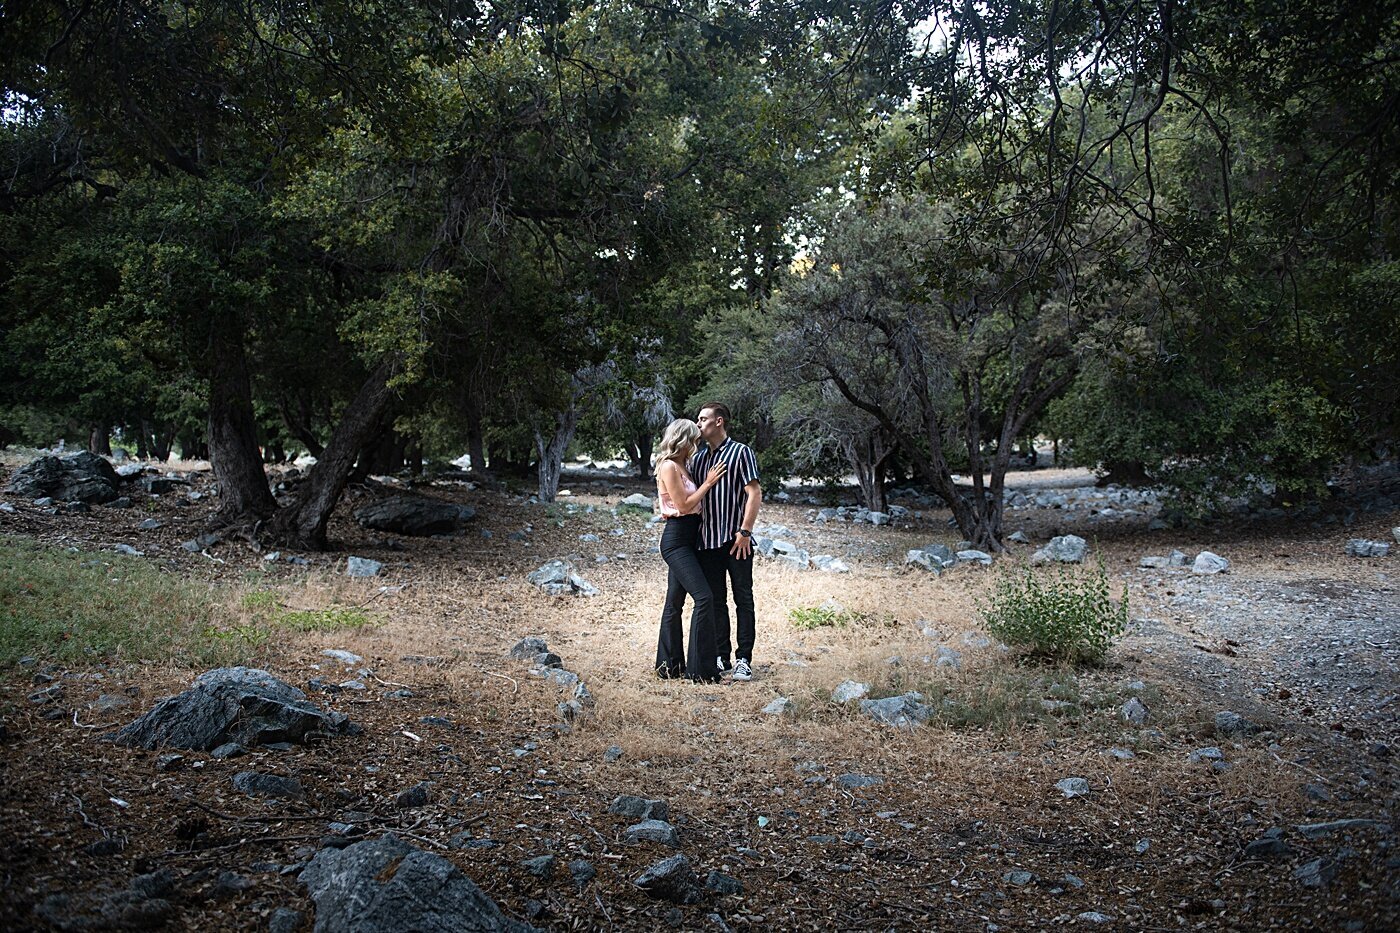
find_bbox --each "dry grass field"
[1,455,1396,931]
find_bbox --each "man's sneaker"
[732,659,753,682]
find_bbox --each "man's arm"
[729,480,762,558]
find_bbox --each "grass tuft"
[0,536,248,667]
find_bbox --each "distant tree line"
[2,1,1394,551]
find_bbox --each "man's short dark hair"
[698,402,731,426]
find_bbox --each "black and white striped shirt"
[688,436,760,550]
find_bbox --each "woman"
[653,418,727,682]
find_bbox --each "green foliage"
[240,590,373,632]
[789,604,864,630]
[979,560,1128,665]
[0,537,245,667]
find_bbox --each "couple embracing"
[652,403,761,684]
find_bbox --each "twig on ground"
[483,670,519,693]
[69,792,104,834]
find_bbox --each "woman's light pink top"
[657,468,699,517]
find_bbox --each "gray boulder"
[1120,697,1150,725]
[811,555,850,573]
[633,855,705,904]
[345,556,383,578]
[618,493,653,511]
[906,546,954,573]
[1031,535,1087,565]
[1054,777,1090,798]
[1345,539,1391,558]
[509,636,549,660]
[831,680,870,703]
[608,795,669,821]
[860,692,932,728]
[622,820,680,846]
[299,834,537,932]
[354,495,476,536]
[1215,710,1261,736]
[956,549,993,566]
[112,667,351,751]
[5,452,120,503]
[1192,551,1230,574]
[526,560,599,597]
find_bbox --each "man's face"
[697,409,723,444]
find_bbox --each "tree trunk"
[464,395,487,474]
[268,358,399,550]
[135,418,151,459]
[624,432,654,479]
[88,424,111,456]
[152,423,174,462]
[406,438,423,477]
[207,327,276,523]
[533,408,579,502]
[846,430,894,514]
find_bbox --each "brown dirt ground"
[1,460,1396,931]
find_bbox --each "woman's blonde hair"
[655,418,700,465]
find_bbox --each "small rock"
[633,854,704,904]
[1293,857,1338,888]
[603,745,624,762]
[1294,818,1389,839]
[1192,551,1230,574]
[831,680,870,703]
[836,773,883,790]
[622,819,680,847]
[395,782,432,808]
[1077,912,1112,924]
[521,855,556,879]
[1345,538,1390,558]
[267,907,303,933]
[322,649,364,666]
[155,754,185,772]
[1031,535,1087,565]
[1007,531,1031,544]
[1120,697,1149,725]
[609,795,669,821]
[1003,870,1035,885]
[510,636,549,660]
[210,742,247,759]
[345,556,383,577]
[1188,747,1224,763]
[232,772,305,799]
[568,859,596,887]
[1215,710,1261,736]
[956,549,993,565]
[113,543,143,557]
[1244,828,1292,860]
[934,646,961,669]
[761,697,794,715]
[704,871,743,895]
[860,692,931,728]
[1054,777,1090,798]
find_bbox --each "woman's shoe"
[655,664,683,680]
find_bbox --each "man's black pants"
[695,544,755,665]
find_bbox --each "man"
[688,402,762,681]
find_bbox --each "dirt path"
[1,462,1396,931]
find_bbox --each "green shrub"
[789,605,861,629]
[275,606,371,632]
[978,559,1127,664]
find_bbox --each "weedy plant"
[978,558,1128,664]
[789,604,864,629]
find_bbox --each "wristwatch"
[738,529,752,538]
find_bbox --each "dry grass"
[1,471,1395,931]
